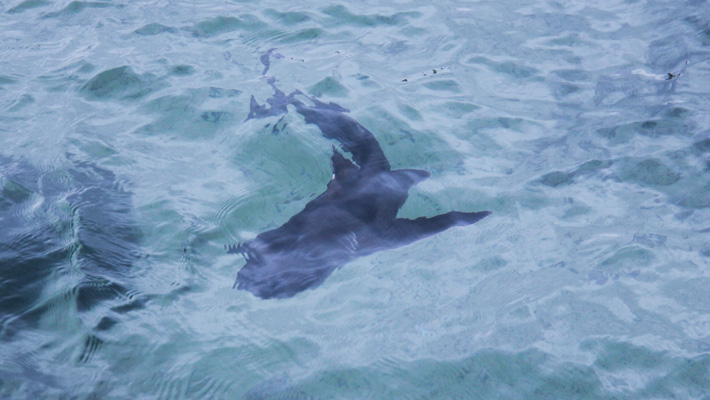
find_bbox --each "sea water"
[1,0,709,398]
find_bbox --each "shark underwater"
[228,70,490,300]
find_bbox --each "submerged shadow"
[0,155,143,339]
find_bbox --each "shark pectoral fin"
[391,169,430,187]
[389,211,491,245]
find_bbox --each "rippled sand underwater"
[1,0,710,398]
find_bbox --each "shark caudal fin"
[248,50,389,174]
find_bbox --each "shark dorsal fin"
[331,146,360,180]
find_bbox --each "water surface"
[1,0,709,398]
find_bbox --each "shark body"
[229,77,490,299]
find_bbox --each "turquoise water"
[2,0,710,398]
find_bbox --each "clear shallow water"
[1,0,709,398]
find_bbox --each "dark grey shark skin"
[229,77,491,299]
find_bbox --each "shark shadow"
[229,79,491,299]
[0,155,143,339]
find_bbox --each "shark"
[228,63,490,299]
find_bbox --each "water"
[1,0,709,398]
